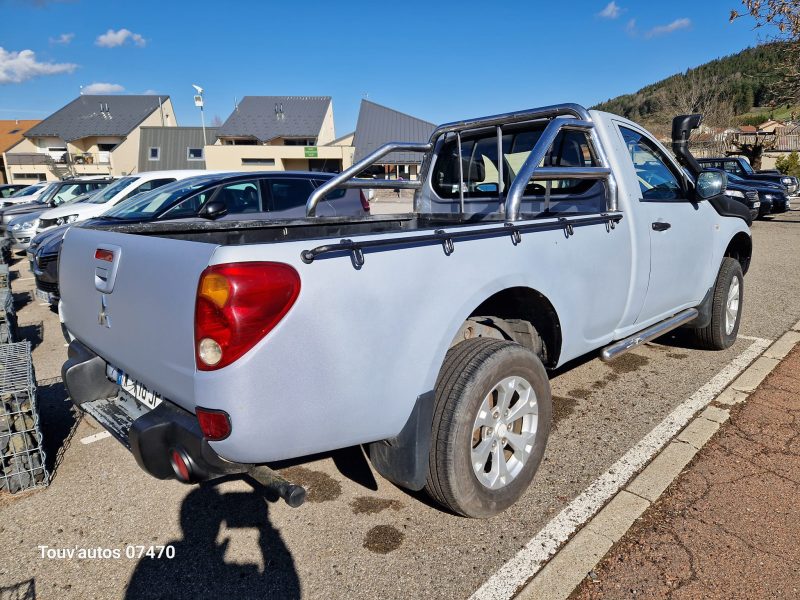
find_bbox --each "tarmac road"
[1,208,800,600]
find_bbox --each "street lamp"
[192,84,207,146]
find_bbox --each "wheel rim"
[725,277,740,336]
[471,376,538,490]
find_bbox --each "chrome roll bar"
[305,142,432,217]
[429,103,591,139]
[504,117,617,220]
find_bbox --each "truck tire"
[692,257,743,350]
[425,338,552,518]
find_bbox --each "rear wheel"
[425,338,551,518]
[692,257,743,350]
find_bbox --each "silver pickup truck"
[60,105,752,517]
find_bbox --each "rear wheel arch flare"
[466,286,562,368]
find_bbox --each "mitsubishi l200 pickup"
[60,105,752,517]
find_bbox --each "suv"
[697,156,798,196]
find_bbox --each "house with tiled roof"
[0,120,40,183]
[3,95,176,183]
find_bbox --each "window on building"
[241,158,275,166]
[283,138,316,146]
[98,143,117,152]
[148,147,160,161]
[187,148,204,161]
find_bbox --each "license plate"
[34,288,51,303]
[105,364,163,410]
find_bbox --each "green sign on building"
[304,147,318,158]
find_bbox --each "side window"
[217,180,262,214]
[311,179,346,200]
[267,179,314,212]
[619,126,683,201]
[159,190,216,219]
[123,178,176,200]
[724,161,743,176]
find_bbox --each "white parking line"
[471,336,772,600]
[80,431,111,445]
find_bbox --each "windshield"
[86,176,138,204]
[104,175,220,219]
[35,183,60,203]
[739,160,755,175]
[11,184,43,197]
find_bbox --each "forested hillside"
[592,43,790,127]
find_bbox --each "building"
[352,100,436,180]
[204,96,353,173]
[3,95,176,183]
[0,120,40,184]
[138,126,217,172]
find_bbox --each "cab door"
[616,125,716,324]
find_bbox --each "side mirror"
[696,169,727,200]
[200,200,228,220]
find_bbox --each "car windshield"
[86,176,138,204]
[738,160,755,175]
[103,175,221,219]
[11,184,43,197]
[35,183,60,203]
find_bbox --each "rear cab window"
[430,122,607,216]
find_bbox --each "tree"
[776,149,800,175]
[731,1,800,103]
[730,131,778,169]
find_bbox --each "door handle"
[651,222,671,231]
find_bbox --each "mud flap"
[367,391,434,491]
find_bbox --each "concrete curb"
[515,329,800,600]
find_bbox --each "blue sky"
[0,1,767,134]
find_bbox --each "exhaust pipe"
[671,114,703,177]
[248,465,307,508]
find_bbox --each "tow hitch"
[248,465,307,508]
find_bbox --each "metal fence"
[0,341,48,493]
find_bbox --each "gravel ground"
[571,343,800,600]
[0,209,799,600]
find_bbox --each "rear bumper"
[62,340,249,482]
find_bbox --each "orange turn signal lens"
[199,272,230,308]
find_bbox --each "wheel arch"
[725,232,752,275]
[463,286,563,369]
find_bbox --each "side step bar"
[601,308,699,362]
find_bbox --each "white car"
[36,171,219,233]
[5,182,52,206]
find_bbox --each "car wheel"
[425,338,551,518]
[692,257,743,350]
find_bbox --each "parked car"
[0,177,113,233]
[0,184,30,203]
[697,156,798,196]
[7,188,105,251]
[60,107,751,518]
[721,175,766,219]
[725,172,790,214]
[31,171,369,305]
[35,171,223,234]
[4,181,50,206]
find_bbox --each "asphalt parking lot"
[2,207,800,600]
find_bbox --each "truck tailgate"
[60,227,219,410]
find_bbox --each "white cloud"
[96,28,146,48]
[82,82,125,94]
[142,89,159,95]
[49,33,75,45]
[625,18,638,35]
[598,2,621,19]
[0,47,76,84]
[646,18,691,38]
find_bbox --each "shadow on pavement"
[0,578,36,599]
[126,485,300,600]
[34,378,77,480]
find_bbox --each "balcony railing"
[5,152,111,166]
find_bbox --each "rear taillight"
[194,262,300,370]
[196,407,232,441]
[360,191,370,212]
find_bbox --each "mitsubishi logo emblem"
[98,295,111,328]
